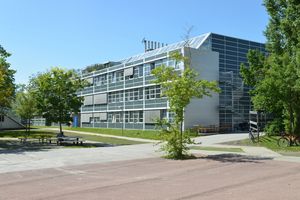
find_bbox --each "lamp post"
[119,106,124,136]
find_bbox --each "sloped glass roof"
[121,32,211,64]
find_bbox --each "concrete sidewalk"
[1,156,300,200]
[193,133,249,145]
[1,133,300,174]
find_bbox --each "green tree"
[30,67,86,134]
[13,89,38,134]
[152,52,220,159]
[0,45,15,113]
[240,0,300,135]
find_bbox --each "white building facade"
[78,33,265,132]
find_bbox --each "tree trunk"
[288,105,294,134]
[28,118,31,133]
[180,121,183,158]
[294,109,300,135]
[59,121,63,135]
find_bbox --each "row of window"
[99,111,143,123]
[107,86,161,103]
[92,58,180,86]
[87,110,173,123]
[212,36,264,47]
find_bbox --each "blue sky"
[0,0,268,84]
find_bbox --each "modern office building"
[78,33,265,132]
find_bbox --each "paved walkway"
[1,133,300,174]
[1,157,300,200]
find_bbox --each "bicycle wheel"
[249,131,257,143]
[294,136,300,146]
[277,137,290,147]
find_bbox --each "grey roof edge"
[120,32,211,64]
[196,32,212,49]
[210,32,265,45]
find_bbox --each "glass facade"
[211,33,265,132]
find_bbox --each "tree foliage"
[152,52,220,159]
[30,67,86,133]
[0,45,15,112]
[13,88,38,133]
[240,0,300,135]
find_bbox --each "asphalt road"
[1,155,299,200]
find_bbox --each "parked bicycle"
[249,128,259,143]
[277,132,300,147]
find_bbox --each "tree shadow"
[0,140,58,154]
[0,140,114,154]
[197,153,274,163]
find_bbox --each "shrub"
[264,118,284,136]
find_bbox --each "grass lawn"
[224,136,300,157]
[0,129,145,146]
[0,130,54,138]
[189,146,244,153]
[60,132,145,145]
[33,126,199,140]
[33,126,161,140]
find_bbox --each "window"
[125,111,143,123]
[116,70,124,82]
[108,72,116,83]
[89,117,94,124]
[108,112,123,123]
[94,117,100,123]
[144,64,151,76]
[125,88,143,102]
[115,113,121,123]
[161,109,167,120]
[145,85,161,99]
[125,67,134,80]
[0,115,4,122]
[168,60,175,67]
[94,74,107,86]
[108,91,124,103]
[133,65,143,78]
[150,62,155,71]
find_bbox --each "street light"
[119,106,124,136]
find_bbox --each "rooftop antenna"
[142,38,147,52]
[142,38,167,52]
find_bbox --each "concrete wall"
[183,47,219,130]
[0,115,24,130]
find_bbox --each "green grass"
[0,129,144,145]
[33,126,161,140]
[0,130,54,138]
[189,146,244,153]
[61,132,145,145]
[33,126,199,140]
[224,136,300,156]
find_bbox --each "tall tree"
[152,52,220,159]
[30,67,86,134]
[0,45,15,113]
[13,89,37,134]
[240,0,300,135]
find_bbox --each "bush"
[156,119,194,159]
[264,118,284,136]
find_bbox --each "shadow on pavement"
[199,153,274,163]
[0,140,113,154]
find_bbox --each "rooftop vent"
[142,38,167,52]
